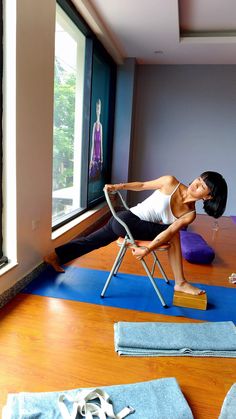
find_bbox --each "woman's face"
[189,177,212,200]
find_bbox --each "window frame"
[0,0,3,258]
[53,0,116,231]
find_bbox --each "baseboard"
[0,263,46,309]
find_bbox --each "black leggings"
[55,210,170,264]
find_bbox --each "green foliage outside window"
[53,58,76,191]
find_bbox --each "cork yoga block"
[173,291,207,310]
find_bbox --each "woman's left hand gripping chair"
[101,189,170,308]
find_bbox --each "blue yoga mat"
[22,266,236,322]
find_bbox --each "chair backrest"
[103,188,135,244]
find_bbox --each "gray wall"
[129,65,236,215]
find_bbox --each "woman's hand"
[104,183,124,192]
[104,184,117,192]
[131,247,149,260]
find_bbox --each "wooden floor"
[0,215,235,418]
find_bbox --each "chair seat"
[116,237,170,251]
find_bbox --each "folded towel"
[219,383,236,419]
[114,321,236,357]
[2,377,193,419]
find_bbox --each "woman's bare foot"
[44,252,65,273]
[174,280,205,295]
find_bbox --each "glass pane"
[52,5,85,227]
[0,0,3,257]
[88,51,112,204]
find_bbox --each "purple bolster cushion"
[180,230,215,264]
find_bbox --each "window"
[1,0,16,269]
[0,0,8,269]
[52,1,116,229]
[0,0,3,258]
[52,4,85,227]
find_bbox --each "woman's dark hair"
[200,171,228,218]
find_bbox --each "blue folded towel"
[2,377,193,419]
[114,321,236,357]
[219,383,236,419]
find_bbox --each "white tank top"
[130,183,180,224]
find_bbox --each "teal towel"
[2,377,193,419]
[114,321,236,357]
[219,383,236,419]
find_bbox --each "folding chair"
[101,188,170,307]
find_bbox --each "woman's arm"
[104,175,175,192]
[132,212,196,260]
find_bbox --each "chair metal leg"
[100,240,127,297]
[140,259,167,307]
[114,245,127,275]
[151,252,156,276]
[152,251,169,283]
[101,235,168,307]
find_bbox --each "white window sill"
[51,202,107,240]
[0,261,18,276]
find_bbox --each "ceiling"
[72,0,236,65]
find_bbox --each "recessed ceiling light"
[154,50,164,54]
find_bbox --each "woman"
[45,171,227,296]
